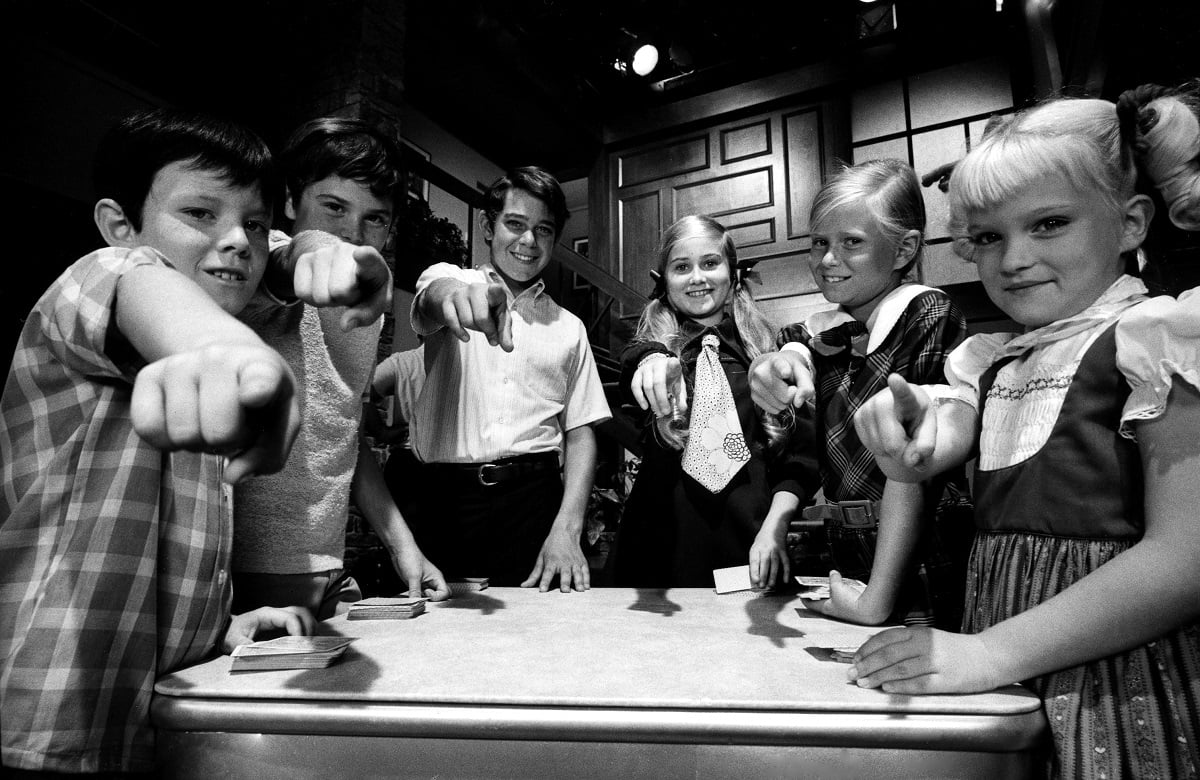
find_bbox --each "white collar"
[804,284,937,354]
[479,264,545,302]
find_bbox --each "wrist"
[637,351,670,369]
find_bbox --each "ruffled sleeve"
[1116,289,1200,434]
[923,332,1016,410]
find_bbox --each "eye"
[969,231,1001,246]
[322,202,347,216]
[245,220,269,234]
[701,258,723,270]
[365,214,390,228]
[534,225,555,238]
[810,237,828,249]
[181,207,214,221]
[1033,216,1070,233]
[842,237,863,248]
[671,261,691,274]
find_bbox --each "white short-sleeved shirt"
[409,263,611,463]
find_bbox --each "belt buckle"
[837,499,876,528]
[478,463,501,487]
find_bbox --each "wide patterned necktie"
[682,334,751,493]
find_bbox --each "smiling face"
[129,160,271,314]
[482,189,556,294]
[807,201,907,322]
[286,175,394,252]
[664,235,733,326]
[961,173,1137,328]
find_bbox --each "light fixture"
[631,43,659,76]
[613,28,660,78]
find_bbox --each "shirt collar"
[997,274,1148,357]
[480,264,545,303]
[805,283,937,354]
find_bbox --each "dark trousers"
[391,459,564,586]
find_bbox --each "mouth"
[1003,280,1047,294]
[206,267,248,284]
[511,251,539,263]
[684,288,713,298]
[821,274,851,284]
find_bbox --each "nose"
[221,222,250,257]
[999,236,1034,274]
[818,246,837,266]
[341,220,364,246]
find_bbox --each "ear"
[478,211,495,244]
[1118,193,1155,254]
[892,229,922,271]
[94,198,138,248]
[283,187,298,222]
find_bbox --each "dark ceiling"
[5,0,1200,180]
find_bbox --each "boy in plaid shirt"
[0,108,391,777]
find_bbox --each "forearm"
[979,536,1200,685]
[116,264,264,361]
[351,434,419,553]
[552,425,597,536]
[761,490,801,538]
[862,480,923,607]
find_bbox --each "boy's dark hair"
[482,166,570,237]
[280,117,404,208]
[93,107,278,232]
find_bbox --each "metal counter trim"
[152,696,1046,751]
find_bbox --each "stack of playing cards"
[448,578,489,595]
[795,575,866,600]
[230,636,354,672]
[827,646,858,663]
[347,597,426,620]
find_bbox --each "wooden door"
[602,97,849,322]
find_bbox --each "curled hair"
[93,107,278,231]
[947,98,1137,259]
[1117,80,1200,231]
[482,166,570,237]
[810,158,926,276]
[632,215,789,450]
[281,117,404,207]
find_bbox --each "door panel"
[608,96,849,307]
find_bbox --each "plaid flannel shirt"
[779,288,967,501]
[1,248,232,773]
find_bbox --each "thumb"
[238,358,287,409]
[775,357,795,384]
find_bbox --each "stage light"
[631,43,659,76]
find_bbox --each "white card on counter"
[713,565,754,594]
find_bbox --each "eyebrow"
[502,212,553,228]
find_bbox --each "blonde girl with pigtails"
[849,93,1200,778]
[613,215,820,588]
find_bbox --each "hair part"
[281,117,404,208]
[93,107,278,232]
[482,166,570,237]
[948,98,1137,238]
[632,214,790,450]
[810,158,927,276]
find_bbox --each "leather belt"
[801,499,880,529]
[427,452,561,487]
